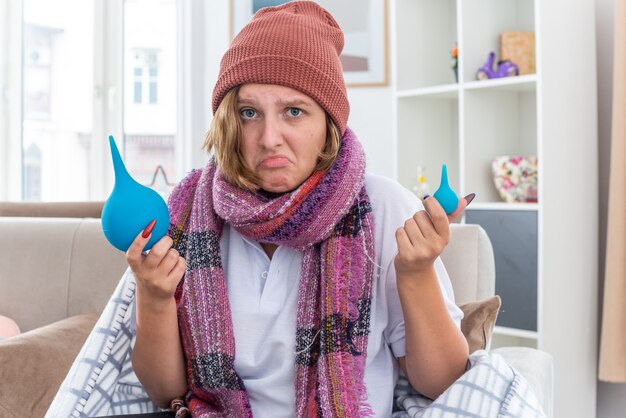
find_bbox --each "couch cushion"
[0,218,128,332]
[67,219,129,318]
[0,313,98,418]
[0,218,79,332]
[459,295,501,353]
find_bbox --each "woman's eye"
[240,108,256,119]
[287,108,302,117]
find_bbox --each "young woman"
[129,2,471,417]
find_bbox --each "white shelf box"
[393,1,600,414]
[396,95,460,193]
[463,87,537,203]
[460,0,535,83]
[396,0,457,90]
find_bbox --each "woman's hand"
[126,220,186,304]
[394,194,470,277]
[129,221,188,408]
[394,195,473,399]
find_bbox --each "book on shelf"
[500,32,536,75]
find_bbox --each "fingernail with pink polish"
[464,193,476,205]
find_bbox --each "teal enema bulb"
[433,164,459,215]
[101,135,170,252]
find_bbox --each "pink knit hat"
[212,1,350,135]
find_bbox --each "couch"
[0,202,553,417]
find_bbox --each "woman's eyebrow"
[276,98,313,108]
[237,98,256,106]
[237,97,314,108]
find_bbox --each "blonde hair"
[203,87,342,191]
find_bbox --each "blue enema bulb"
[101,135,170,252]
[433,164,459,215]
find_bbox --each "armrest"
[443,224,496,303]
[492,346,554,418]
[0,201,104,218]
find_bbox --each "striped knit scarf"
[167,128,375,417]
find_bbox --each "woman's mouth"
[258,156,290,169]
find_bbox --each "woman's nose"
[259,117,284,148]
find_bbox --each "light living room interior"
[0,0,624,417]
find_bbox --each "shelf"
[467,202,538,211]
[463,74,537,92]
[491,333,538,350]
[493,326,538,340]
[393,0,600,414]
[396,84,459,99]
[396,76,537,99]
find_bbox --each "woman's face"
[237,84,327,193]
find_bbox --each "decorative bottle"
[411,166,430,200]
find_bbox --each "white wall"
[595,0,626,415]
[347,88,394,178]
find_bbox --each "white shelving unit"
[391,0,598,416]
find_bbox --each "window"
[133,68,143,103]
[124,0,177,196]
[3,0,185,201]
[131,49,160,105]
[149,67,158,104]
[22,0,95,200]
[23,23,54,119]
[23,144,42,200]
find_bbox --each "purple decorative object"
[476,52,519,80]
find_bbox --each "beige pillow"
[458,295,502,353]
[0,313,98,418]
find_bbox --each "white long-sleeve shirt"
[222,173,462,417]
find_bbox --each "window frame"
[1,0,24,200]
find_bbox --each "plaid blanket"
[46,269,160,417]
[392,350,546,417]
[46,271,546,418]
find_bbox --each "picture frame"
[230,0,388,87]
